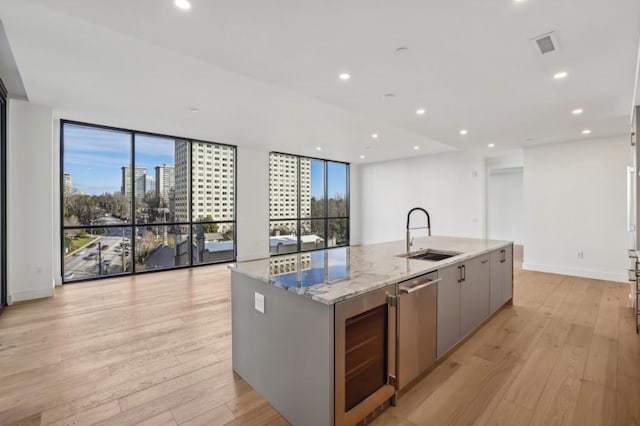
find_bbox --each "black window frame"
[0,78,7,311]
[268,151,350,255]
[60,120,237,283]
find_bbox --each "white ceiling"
[1,0,639,163]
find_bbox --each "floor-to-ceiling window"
[61,121,236,283]
[269,152,349,255]
[0,79,6,310]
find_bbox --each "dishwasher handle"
[399,278,442,294]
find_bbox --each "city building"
[174,141,235,230]
[0,2,639,424]
[268,154,311,234]
[121,166,147,200]
[144,174,155,198]
[62,173,72,198]
[154,163,175,207]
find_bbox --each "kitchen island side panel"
[231,270,335,426]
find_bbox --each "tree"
[135,231,159,264]
[328,218,348,245]
[199,215,219,233]
[310,196,325,217]
[328,193,346,217]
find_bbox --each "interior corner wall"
[7,99,55,303]
[359,151,485,245]
[523,135,628,282]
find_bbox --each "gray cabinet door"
[436,263,461,359]
[460,254,490,338]
[489,250,503,314]
[502,245,513,304]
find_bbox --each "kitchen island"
[229,236,513,426]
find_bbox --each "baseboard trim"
[8,287,55,304]
[522,262,627,283]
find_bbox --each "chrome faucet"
[406,207,431,253]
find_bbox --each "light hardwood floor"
[0,247,638,426]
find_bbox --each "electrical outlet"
[471,171,479,178]
[577,251,584,259]
[254,292,265,314]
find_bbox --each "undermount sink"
[398,249,462,262]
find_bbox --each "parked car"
[101,245,109,250]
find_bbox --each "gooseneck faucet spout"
[406,207,431,253]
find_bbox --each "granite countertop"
[228,235,512,305]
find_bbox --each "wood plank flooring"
[0,246,638,426]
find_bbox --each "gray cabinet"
[489,251,503,313]
[490,245,513,313]
[437,247,511,359]
[436,263,461,359]
[460,254,490,338]
[501,245,513,304]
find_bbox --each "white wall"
[523,135,628,282]
[349,164,362,245]
[7,99,55,303]
[359,151,485,245]
[236,145,270,261]
[487,168,524,244]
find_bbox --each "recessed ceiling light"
[371,133,379,139]
[459,129,468,135]
[338,73,351,81]
[416,108,426,115]
[582,129,592,135]
[553,71,568,80]
[174,0,191,10]
[488,143,495,148]
[513,0,527,3]
[316,146,322,151]
[413,146,420,150]
[188,107,199,113]
[360,155,365,159]
[572,108,584,115]
[383,93,396,99]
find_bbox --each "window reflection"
[269,247,349,288]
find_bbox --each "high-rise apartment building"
[63,173,73,198]
[155,163,175,207]
[144,175,155,198]
[121,166,147,199]
[174,141,235,230]
[268,154,311,233]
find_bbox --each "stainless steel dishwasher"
[397,271,440,390]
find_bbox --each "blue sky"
[64,123,347,198]
[64,124,174,195]
[310,159,347,199]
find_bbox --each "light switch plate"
[254,292,265,314]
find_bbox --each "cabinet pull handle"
[457,266,462,283]
[461,265,466,282]
[481,259,488,264]
[399,278,442,294]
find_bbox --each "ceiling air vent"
[531,32,559,55]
